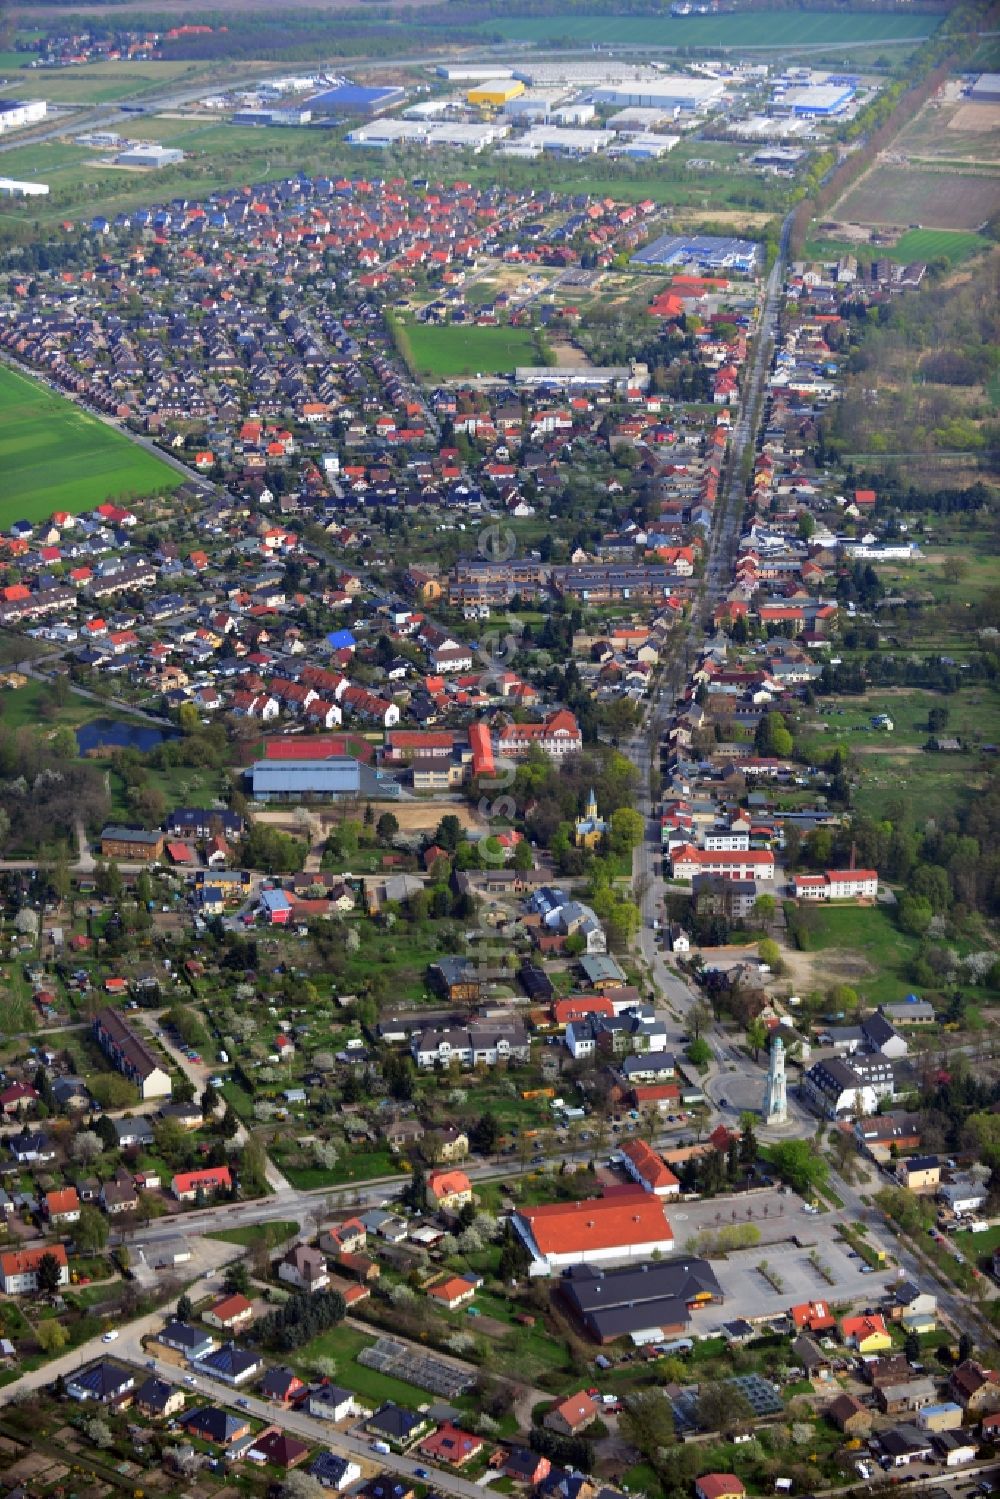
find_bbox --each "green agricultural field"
[0,58,216,106]
[480,8,937,47]
[399,322,541,379]
[0,364,179,520]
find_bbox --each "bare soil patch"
[255,801,487,836]
[551,338,590,368]
[836,165,1000,230]
[779,943,876,991]
[949,101,1000,133]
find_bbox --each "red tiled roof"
[515,1188,671,1256]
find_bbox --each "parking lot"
[699,1235,893,1331]
[669,1186,834,1249]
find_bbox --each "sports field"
[400,323,539,379]
[0,364,180,521]
[481,8,936,47]
[805,226,989,268]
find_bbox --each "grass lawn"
[0,677,130,737]
[893,228,991,264]
[0,364,180,521]
[479,9,936,46]
[206,1220,299,1247]
[953,1224,1000,1257]
[786,903,921,1006]
[292,1323,443,1407]
[401,323,540,379]
[797,684,1000,822]
[277,1150,398,1191]
[805,228,990,268]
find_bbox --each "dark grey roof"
[70,1360,133,1398]
[561,1257,722,1340]
[311,1452,357,1485]
[136,1375,178,1411]
[368,1401,424,1439]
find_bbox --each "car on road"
[719,1098,728,1109]
[236,1398,250,1409]
[185,1375,197,1386]
[102,1329,119,1342]
[414,1469,430,1480]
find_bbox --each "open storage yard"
[0,364,180,520]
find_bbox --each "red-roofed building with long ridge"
[512,1186,674,1275]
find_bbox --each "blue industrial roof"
[631,232,760,271]
[251,757,361,794]
[261,889,292,914]
[309,84,402,110]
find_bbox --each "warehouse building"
[308,83,404,116]
[233,107,312,127]
[970,72,1000,103]
[0,99,46,134]
[553,102,596,126]
[502,91,566,122]
[518,125,617,155]
[632,232,760,273]
[468,80,525,108]
[607,106,674,133]
[591,76,724,113]
[613,133,678,159]
[782,83,854,117]
[435,64,515,81]
[0,177,49,197]
[115,144,185,169]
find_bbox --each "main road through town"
[630,212,793,1022]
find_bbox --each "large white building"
[115,144,185,169]
[0,177,49,197]
[592,76,724,113]
[793,869,878,901]
[518,125,616,155]
[0,100,46,134]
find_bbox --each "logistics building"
[970,72,1000,102]
[309,83,404,116]
[115,144,185,168]
[0,100,46,134]
[591,76,724,112]
[783,83,854,116]
[468,80,525,108]
[0,177,49,197]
